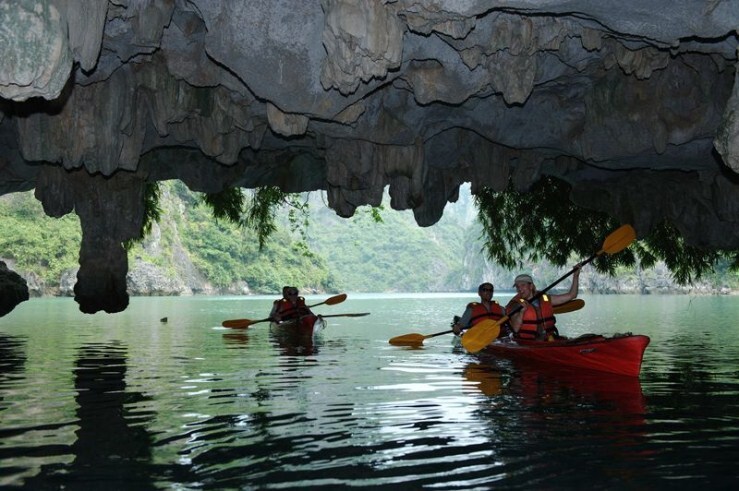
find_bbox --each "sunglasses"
[480,288,494,292]
[288,291,299,296]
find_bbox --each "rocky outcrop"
[0,1,738,313]
[0,261,29,316]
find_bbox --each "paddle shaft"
[505,252,596,319]
[529,224,633,301]
[424,329,454,339]
[319,313,370,318]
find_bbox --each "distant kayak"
[270,315,326,337]
[480,333,650,377]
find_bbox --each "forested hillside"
[1,181,737,296]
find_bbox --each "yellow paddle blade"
[600,224,636,255]
[460,319,502,353]
[324,293,347,305]
[553,298,585,314]
[388,333,426,346]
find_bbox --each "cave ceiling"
[0,0,738,313]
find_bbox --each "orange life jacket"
[467,301,505,326]
[513,294,557,340]
[273,297,307,320]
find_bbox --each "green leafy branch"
[474,176,739,284]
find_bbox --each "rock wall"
[0,260,29,316]
[0,0,738,312]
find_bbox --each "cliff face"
[0,0,738,313]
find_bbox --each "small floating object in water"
[160,317,168,323]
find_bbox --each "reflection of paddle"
[553,298,585,314]
[221,293,347,329]
[461,224,636,354]
[388,320,501,347]
[464,363,503,397]
[319,313,370,319]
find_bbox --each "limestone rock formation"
[0,0,738,313]
[0,261,29,316]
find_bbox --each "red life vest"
[467,301,505,325]
[273,297,307,320]
[513,294,558,340]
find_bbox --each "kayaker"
[269,286,315,322]
[507,267,581,341]
[452,282,509,337]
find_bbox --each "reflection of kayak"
[269,315,326,337]
[465,361,646,414]
[481,334,650,377]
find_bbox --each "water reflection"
[269,328,319,356]
[222,331,250,347]
[0,333,26,412]
[25,343,158,489]
[463,358,649,487]
[463,362,503,397]
[4,295,739,488]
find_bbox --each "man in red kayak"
[269,286,316,323]
[507,267,581,341]
[452,282,509,337]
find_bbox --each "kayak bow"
[481,333,650,377]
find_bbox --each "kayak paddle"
[389,329,453,346]
[307,293,347,308]
[461,224,636,353]
[553,298,585,314]
[221,293,348,329]
[222,317,272,329]
[388,300,583,346]
[388,294,584,347]
[389,320,501,347]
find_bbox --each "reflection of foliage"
[475,176,739,284]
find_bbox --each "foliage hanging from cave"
[130,182,384,255]
[474,176,739,284]
[124,181,162,251]
[200,186,244,224]
[201,186,312,252]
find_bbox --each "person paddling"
[452,282,508,337]
[507,267,581,341]
[269,286,316,323]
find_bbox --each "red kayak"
[269,315,326,337]
[481,333,650,377]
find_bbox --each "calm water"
[1,293,738,489]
